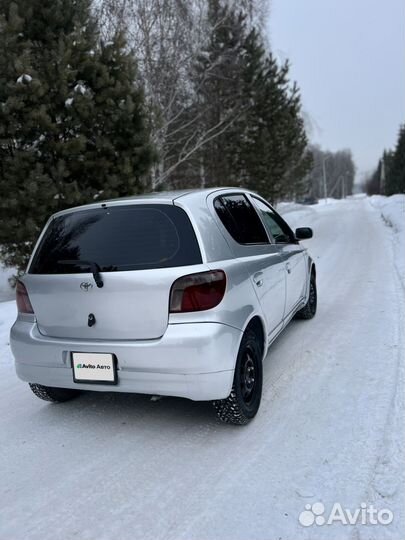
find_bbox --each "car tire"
[295,272,317,320]
[29,383,80,403]
[213,326,263,425]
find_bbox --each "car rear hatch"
[25,202,204,340]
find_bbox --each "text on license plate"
[72,352,117,384]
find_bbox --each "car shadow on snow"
[28,319,312,431]
[31,389,225,431]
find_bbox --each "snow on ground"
[0,264,15,302]
[368,195,405,290]
[0,197,404,540]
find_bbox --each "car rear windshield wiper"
[58,259,104,288]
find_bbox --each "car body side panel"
[203,190,287,340]
[238,252,286,341]
[169,257,268,339]
[276,245,308,315]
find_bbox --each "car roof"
[51,187,256,217]
[103,189,197,202]
[103,187,243,203]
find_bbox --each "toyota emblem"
[80,282,93,291]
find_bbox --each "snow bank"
[0,301,15,365]
[276,200,336,231]
[276,201,308,214]
[0,265,15,302]
[369,195,405,289]
[277,198,346,215]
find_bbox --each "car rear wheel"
[295,272,317,320]
[29,383,80,403]
[213,327,263,425]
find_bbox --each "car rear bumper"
[10,319,242,401]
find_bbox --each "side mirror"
[295,227,313,240]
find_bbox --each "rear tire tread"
[212,327,263,425]
[29,383,80,403]
[213,389,251,425]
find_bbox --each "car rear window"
[214,194,268,244]
[29,204,202,274]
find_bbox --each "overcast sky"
[268,0,405,181]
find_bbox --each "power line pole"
[322,156,330,203]
[379,156,386,194]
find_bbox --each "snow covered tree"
[0,0,153,270]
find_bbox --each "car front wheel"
[295,272,317,320]
[213,326,263,425]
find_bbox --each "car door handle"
[285,262,291,274]
[253,272,264,287]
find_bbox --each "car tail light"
[16,281,34,314]
[170,270,226,313]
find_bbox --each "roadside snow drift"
[369,194,405,289]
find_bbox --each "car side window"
[214,194,269,245]
[251,197,295,244]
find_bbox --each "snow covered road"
[0,197,404,540]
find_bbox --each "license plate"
[72,352,117,384]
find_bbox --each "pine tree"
[0,0,153,270]
[192,0,249,188]
[232,27,311,201]
[364,160,382,195]
[385,125,405,195]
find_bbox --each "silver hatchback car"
[10,188,316,424]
